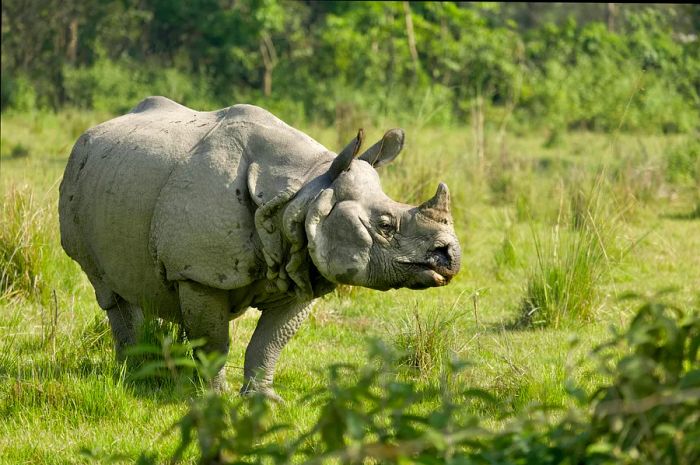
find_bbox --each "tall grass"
[494,228,518,276]
[0,185,49,301]
[520,181,616,328]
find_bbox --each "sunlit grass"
[0,186,47,299]
[1,110,699,462]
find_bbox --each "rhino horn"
[329,128,364,180]
[418,182,452,223]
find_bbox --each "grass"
[392,303,468,377]
[519,181,617,328]
[0,185,44,298]
[1,109,699,463]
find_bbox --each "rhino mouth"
[417,263,453,285]
[396,260,453,289]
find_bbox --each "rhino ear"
[358,128,405,168]
[329,129,364,180]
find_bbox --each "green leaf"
[423,428,448,450]
[461,388,497,404]
[680,369,700,389]
[345,411,365,440]
[586,440,614,455]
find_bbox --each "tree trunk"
[403,1,420,81]
[472,91,485,172]
[259,32,277,97]
[263,66,272,97]
[385,7,395,108]
[67,18,78,64]
[606,3,617,32]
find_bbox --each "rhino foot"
[106,298,144,360]
[209,369,228,393]
[240,382,285,404]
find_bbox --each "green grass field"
[1,110,699,463]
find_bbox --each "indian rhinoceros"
[59,96,461,400]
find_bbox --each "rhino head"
[306,129,461,291]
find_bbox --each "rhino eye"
[376,216,396,236]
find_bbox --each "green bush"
[666,139,700,185]
[589,293,700,464]
[10,143,30,158]
[4,3,698,133]
[120,294,698,465]
[63,56,217,114]
[519,13,699,132]
[0,74,38,112]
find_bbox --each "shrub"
[7,4,699,133]
[0,74,38,112]
[121,295,698,465]
[589,293,700,464]
[128,341,488,465]
[63,56,217,114]
[666,139,700,185]
[10,143,30,158]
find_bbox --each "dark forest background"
[2,2,699,132]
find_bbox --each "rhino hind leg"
[241,301,313,403]
[106,297,144,360]
[177,280,231,391]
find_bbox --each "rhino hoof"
[240,383,285,404]
[209,370,229,393]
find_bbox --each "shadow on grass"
[660,203,700,220]
[3,336,202,419]
[485,319,538,333]
[479,302,544,333]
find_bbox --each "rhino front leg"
[106,297,144,360]
[178,280,231,391]
[242,301,313,402]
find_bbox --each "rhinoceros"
[59,96,461,399]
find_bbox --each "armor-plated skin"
[59,96,461,399]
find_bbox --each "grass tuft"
[519,182,615,328]
[0,185,48,300]
[11,143,30,158]
[392,305,465,377]
[494,228,518,274]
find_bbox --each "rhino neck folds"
[253,171,333,302]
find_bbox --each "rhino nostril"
[430,245,451,267]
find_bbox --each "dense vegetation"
[2,2,699,132]
[1,2,699,464]
[123,296,700,464]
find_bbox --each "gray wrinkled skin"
[59,96,461,400]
